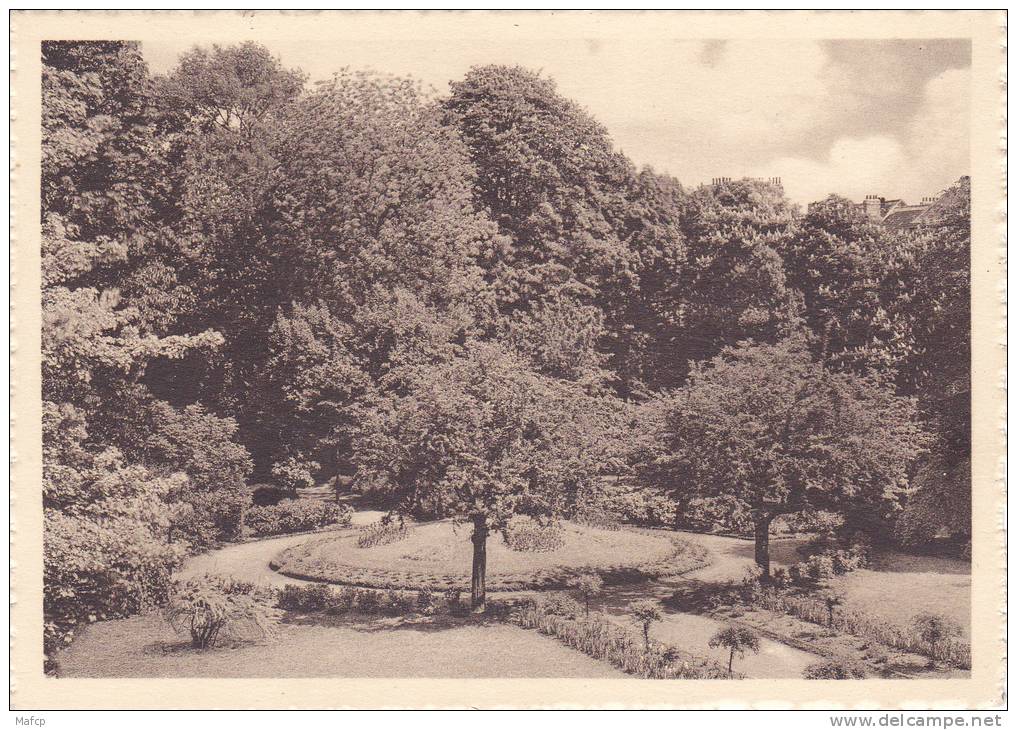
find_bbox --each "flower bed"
[270,520,710,592]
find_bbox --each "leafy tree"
[444,65,640,313]
[630,600,663,651]
[637,338,929,578]
[779,195,889,373]
[501,296,611,388]
[879,179,971,546]
[673,179,800,375]
[709,625,761,675]
[41,41,240,652]
[567,573,604,617]
[351,341,611,611]
[155,42,306,137]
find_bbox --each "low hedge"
[275,582,491,618]
[511,599,735,679]
[244,499,352,537]
[270,535,711,592]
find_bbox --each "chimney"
[862,194,882,221]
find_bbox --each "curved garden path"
[176,510,387,587]
[176,513,824,678]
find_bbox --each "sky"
[142,36,970,206]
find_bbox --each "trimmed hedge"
[244,499,352,537]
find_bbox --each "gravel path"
[176,510,388,587]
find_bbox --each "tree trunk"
[728,649,734,675]
[471,514,489,613]
[754,513,775,581]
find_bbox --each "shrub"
[541,592,583,619]
[356,519,410,548]
[44,498,185,655]
[771,567,792,588]
[443,588,463,615]
[911,612,964,665]
[244,499,352,536]
[572,505,622,531]
[166,575,281,649]
[502,516,566,552]
[177,487,248,549]
[277,583,335,612]
[805,554,835,581]
[512,601,732,679]
[415,588,436,615]
[803,659,867,679]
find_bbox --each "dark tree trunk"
[728,648,734,675]
[471,514,489,613]
[754,513,775,581]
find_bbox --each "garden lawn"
[55,612,626,678]
[829,549,971,639]
[670,532,970,639]
[273,520,683,590]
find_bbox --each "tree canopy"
[41,42,969,640]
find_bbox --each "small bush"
[166,575,280,650]
[244,499,352,536]
[443,588,463,615]
[502,516,566,552]
[803,659,867,679]
[911,612,964,665]
[572,505,623,531]
[805,554,835,581]
[277,583,335,612]
[416,588,435,615]
[356,519,410,548]
[771,567,792,588]
[541,592,583,619]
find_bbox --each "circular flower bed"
[270,520,709,592]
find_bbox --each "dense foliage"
[42,41,969,645]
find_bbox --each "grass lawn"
[830,548,971,638]
[273,520,684,590]
[55,611,626,678]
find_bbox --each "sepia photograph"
[9,9,1005,712]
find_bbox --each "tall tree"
[41,41,241,650]
[352,342,613,610]
[445,65,640,313]
[675,178,799,371]
[637,339,929,578]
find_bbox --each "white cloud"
[765,136,908,205]
[757,67,970,204]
